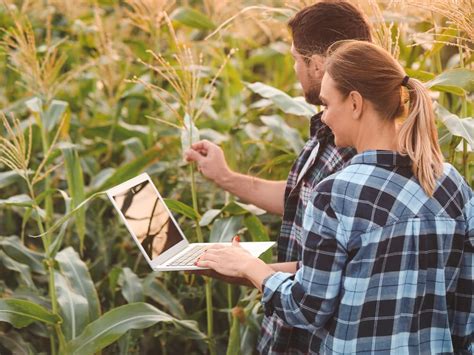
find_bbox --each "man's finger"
[184,149,204,163]
[191,139,213,151]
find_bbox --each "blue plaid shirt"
[258,113,355,354]
[262,150,474,354]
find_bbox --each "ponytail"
[324,41,444,196]
[397,78,444,196]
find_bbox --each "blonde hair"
[324,41,444,196]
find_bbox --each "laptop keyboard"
[167,245,208,266]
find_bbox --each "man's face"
[290,43,324,106]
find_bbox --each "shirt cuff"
[261,272,294,317]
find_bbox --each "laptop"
[106,173,275,271]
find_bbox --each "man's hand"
[184,140,231,185]
[185,139,286,216]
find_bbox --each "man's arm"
[185,140,286,216]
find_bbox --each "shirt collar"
[349,150,412,167]
[310,111,332,139]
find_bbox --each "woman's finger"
[199,251,222,263]
[195,258,218,269]
[232,235,241,247]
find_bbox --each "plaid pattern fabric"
[258,113,356,354]
[262,150,474,354]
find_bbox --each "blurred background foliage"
[0,0,472,354]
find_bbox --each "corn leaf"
[0,331,36,355]
[94,146,160,192]
[246,82,317,118]
[163,198,198,220]
[44,100,69,132]
[54,271,89,340]
[64,303,205,355]
[209,216,243,242]
[143,273,185,318]
[426,68,474,96]
[171,7,216,30]
[0,236,45,274]
[0,251,36,290]
[118,267,144,303]
[0,298,61,328]
[56,247,101,323]
[62,145,87,253]
[436,105,474,149]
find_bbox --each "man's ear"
[349,91,363,120]
[309,54,325,72]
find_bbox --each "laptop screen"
[112,180,183,260]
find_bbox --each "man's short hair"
[288,0,372,57]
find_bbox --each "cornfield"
[0,0,472,354]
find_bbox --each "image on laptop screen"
[112,180,183,260]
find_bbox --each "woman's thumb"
[232,235,240,246]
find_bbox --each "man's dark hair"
[288,1,372,57]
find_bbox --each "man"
[185,1,372,353]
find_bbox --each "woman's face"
[319,73,358,148]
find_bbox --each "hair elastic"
[401,75,410,87]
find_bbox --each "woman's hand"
[196,236,275,291]
[196,237,254,278]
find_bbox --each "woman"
[196,41,473,354]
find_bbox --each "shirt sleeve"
[452,189,474,350]
[261,185,347,331]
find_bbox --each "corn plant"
[0,1,472,354]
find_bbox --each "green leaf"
[0,251,36,290]
[171,7,216,30]
[404,68,435,82]
[426,68,474,95]
[209,216,243,242]
[260,115,304,154]
[94,146,160,192]
[436,105,474,149]
[0,331,36,354]
[244,216,272,263]
[47,190,71,257]
[246,82,317,118]
[163,198,198,220]
[65,303,204,355]
[44,100,69,132]
[122,137,145,159]
[226,313,241,355]
[181,113,200,154]
[56,247,101,323]
[62,145,87,253]
[0,298,60,328]
[143,273,185,318]
[0,236,45,274]
[54,271,89,340]
[244,216,269,242]
[0,171,22,189]
[84,122,149,142]
[25,97,43,114]
[199,209,221,227]
[0,194,34,208]
[221,201,266,216]
[118,267,144,303]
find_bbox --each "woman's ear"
[349,91,363,120]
